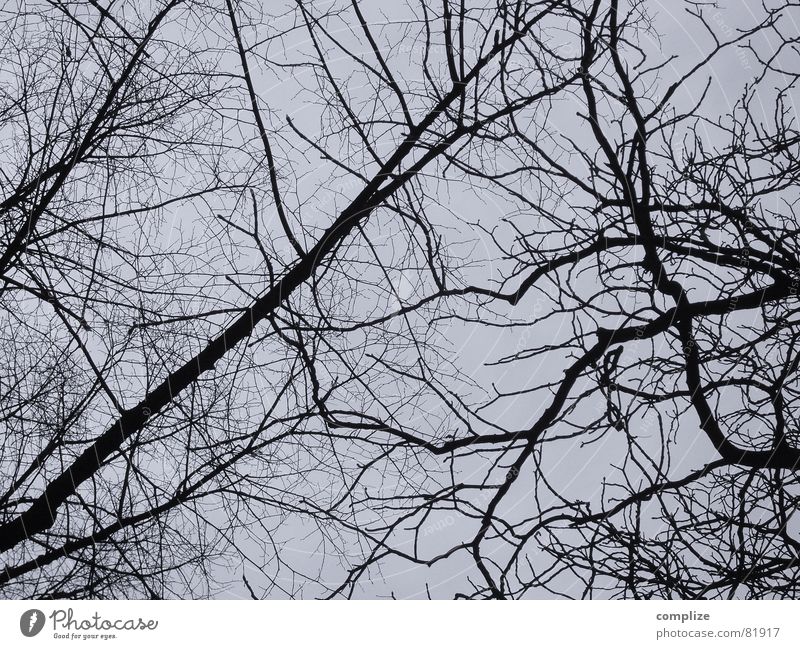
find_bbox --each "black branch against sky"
[1,0,800,599]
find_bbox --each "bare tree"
[1,0,799,600]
